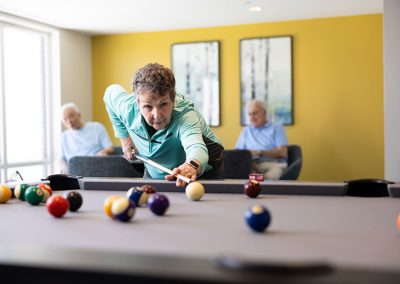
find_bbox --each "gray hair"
[61,103,80,121]
[61,102,80,114]
[248,100,267,113]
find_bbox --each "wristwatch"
[186,160,200,172]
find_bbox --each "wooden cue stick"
[133,152,192,184]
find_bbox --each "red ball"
[244,180,262,198]
[46,195,69,218]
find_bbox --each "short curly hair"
[132,63,176,100]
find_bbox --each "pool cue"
[132,151,192,184]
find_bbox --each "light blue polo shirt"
[235,122,288,162]
[61,122,112,162]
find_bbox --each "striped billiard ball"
[111,197,136,222]
[14,183,30,201]
[127,185,155,207]
[37,183,53,203]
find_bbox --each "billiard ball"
[0,185,12,204]
[127,186,154,207]
[111,197,136,222]
[104,195,122,218]
[244,180,262,198]
[37,183,53,202]
[141,184,157,194]
[185,182,205,201]
[14,183,30,201]
[24,186,44,205]
[64,191,83,212]
[245,204,271,233]
[46,195,70,218]
[397,213,400,232]
[147,193,169,216]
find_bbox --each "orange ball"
[0,185,12,203]
[397,213,400,232]
[103,195,121,218]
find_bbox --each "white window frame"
[0,13,61,183]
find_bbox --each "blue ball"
[127,186,155,207]
[126,187,144,207]
[245,205,271,232]
[147,193,169,216]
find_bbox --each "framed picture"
[240,36,293,125]
[171,41,220,126]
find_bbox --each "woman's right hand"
[120,137,137,160]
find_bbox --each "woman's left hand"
[165,163,198,187]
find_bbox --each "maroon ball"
[244,180,262,198]
[141,184,157,194]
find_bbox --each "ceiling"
[0,0,383,35]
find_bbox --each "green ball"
[14,183,30,201]
[24,186,44,205]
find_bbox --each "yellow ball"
[103,195,122,218]
[185,182,205,201]
[0,185,12,204]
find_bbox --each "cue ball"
[46,195,70,218]
[243,180,262,198]
[245,204,271,233]
[147,193,169,216]
[185,182,205,201]
[64,191,83,212]
[0,185,12,204]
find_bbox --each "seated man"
[60,102,114,173]
[235,100,288,180]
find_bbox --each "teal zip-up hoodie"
[104,84,222,179]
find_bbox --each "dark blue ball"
[126,187,143,207]
[147,193,169,216]
[245,205,271,232]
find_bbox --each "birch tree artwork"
[240,36,293,125]
[172,41,220,126]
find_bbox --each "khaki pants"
[252,161,288,180]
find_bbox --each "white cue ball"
[185,182,205,201]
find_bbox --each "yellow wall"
[92,14,383,182]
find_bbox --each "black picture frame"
[240,36,293,125]
[171,41,220,126]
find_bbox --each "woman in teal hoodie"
[104,63,224,187]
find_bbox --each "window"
[0,21,56,183]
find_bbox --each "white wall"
[59,30,92,122]
[384,0,400,181]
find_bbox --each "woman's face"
[138,91,174,130]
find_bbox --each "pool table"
[1,177,400,283]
